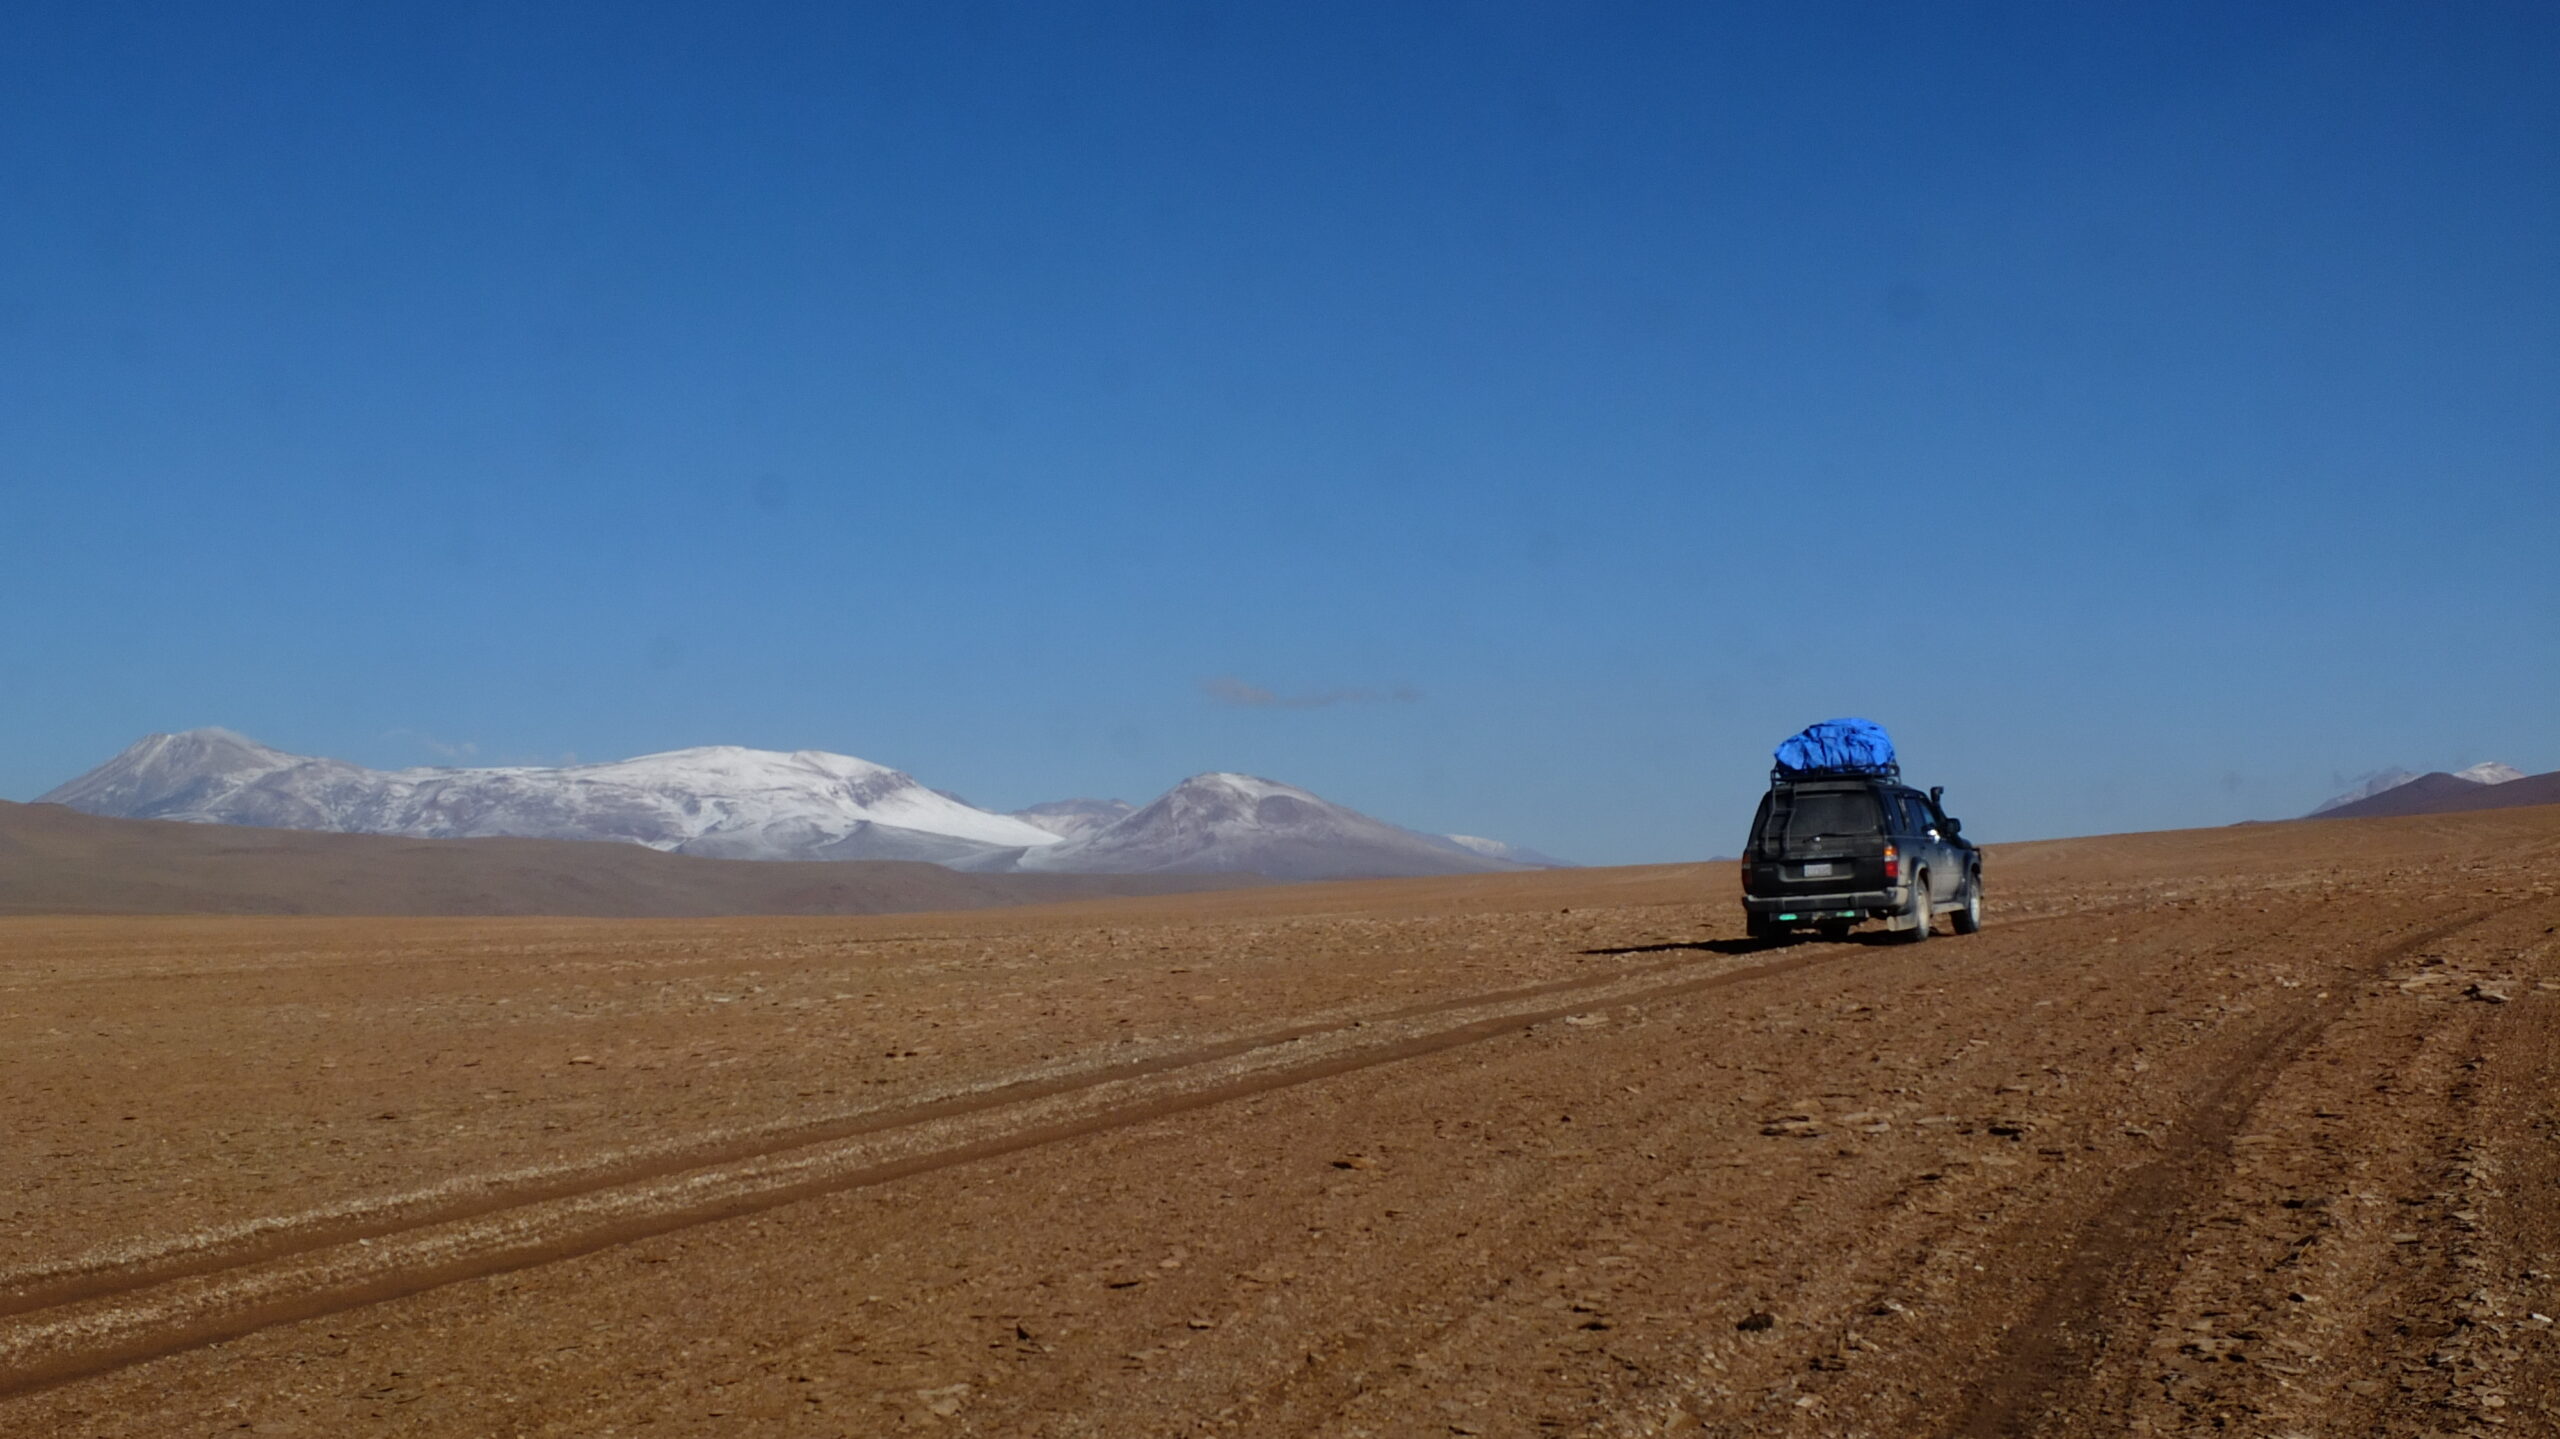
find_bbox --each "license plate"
[1800,862,1834,878]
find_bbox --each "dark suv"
[1740,773,1981,942]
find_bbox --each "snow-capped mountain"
[41,733,1570,880]
[1008,798,1136,842]
[2310,761,2525,816]
[40,730,1066,866]
[1019,773,1529,880]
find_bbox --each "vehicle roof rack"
[1771,761,1901,784]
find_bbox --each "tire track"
[0,934,1890,1401]
[0,945,1754,1317]
[24,913,2090,1315]
[1944,904,2520,1439]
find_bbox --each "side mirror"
[1944,817,1963,838]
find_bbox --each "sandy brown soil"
[5,807,2559,1436]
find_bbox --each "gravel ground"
[4,809,2557,1436]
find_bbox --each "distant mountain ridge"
[40,731,1560,880]
[40,729,1065,868]
[2308,765,2559,821]
[1441,834,1575,868]
[1008,798,1137,842]
[2311,761,2525,815]
[2309,768,2424,814]
[1019,773,1534,881]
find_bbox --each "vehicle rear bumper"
[1744,888,1906,920]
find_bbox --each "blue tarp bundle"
[1774,717,1897,776]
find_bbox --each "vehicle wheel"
[1746,913,1784,945]
[1899,871,1932,943]
[1951,875,1983,934]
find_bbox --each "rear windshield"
[1774,788,1883,845]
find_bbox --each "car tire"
[1899,871,1932,943]
[1951,874,1983,935]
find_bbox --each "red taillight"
[1883,843,1900,882]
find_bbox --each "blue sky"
[5,2,2554,863]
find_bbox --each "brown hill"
[2308,769,2560,821]
[0,800,1262,917]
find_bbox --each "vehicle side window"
[1887,791,1919,835]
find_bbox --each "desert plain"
[4,807,2558,1437]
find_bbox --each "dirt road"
[5,809,2558,1436]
